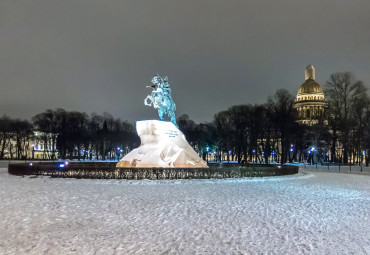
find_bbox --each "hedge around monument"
[8,162,298,179]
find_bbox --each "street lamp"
[206,146,210,163]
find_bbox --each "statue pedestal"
[116,120,208,168]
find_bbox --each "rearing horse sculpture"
[144,74,178,127]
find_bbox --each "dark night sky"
[1,0,369,123]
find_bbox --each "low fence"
[301,163,370,173]
[8,162,298,179]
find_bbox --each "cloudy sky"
[1,0,369,123]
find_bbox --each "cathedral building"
[294,65,327,125]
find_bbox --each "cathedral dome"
[297,79,323,94]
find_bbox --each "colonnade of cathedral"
[296,105,325,120]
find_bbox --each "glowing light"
[29,163,33,166]
[117,147,120,150]
[253,150,256,153]
[120,149,123,153]
[59,163,65,168]
[290,148,294,152]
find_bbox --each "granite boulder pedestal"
[116,120,208,168]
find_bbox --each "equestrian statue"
[144,74,178,127]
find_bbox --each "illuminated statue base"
[116,120,208,168]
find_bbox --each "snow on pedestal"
[116,120,208,168]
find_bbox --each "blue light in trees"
[59,163,65,168]
[29,163,33,166]
[290,148,294,152]
[206,147,210,152]
[120,149,123,153]
[117,147,120,150]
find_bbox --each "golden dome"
[297,79,323,94]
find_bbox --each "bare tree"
[267,89,296,164]
[0,115,12,159]
[325,72,368,163]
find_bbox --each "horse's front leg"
[144,95,153,106]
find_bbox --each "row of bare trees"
[177,89,303,165]
[1,71,368,165]
[0,110,138,160]
[31,109,138,160]
[0,116,33,159]
[178,72,370,166]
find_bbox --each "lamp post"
[206,146,210,163]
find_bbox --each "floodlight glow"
[59,163,65,168]
[29,163,33,166]
[120,149,123,152]
[117,147,120,150]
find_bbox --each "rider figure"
[161,77,172,99]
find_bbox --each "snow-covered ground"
[0,166,369,254]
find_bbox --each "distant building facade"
[294,65,327,125]
[2,131,57,160]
